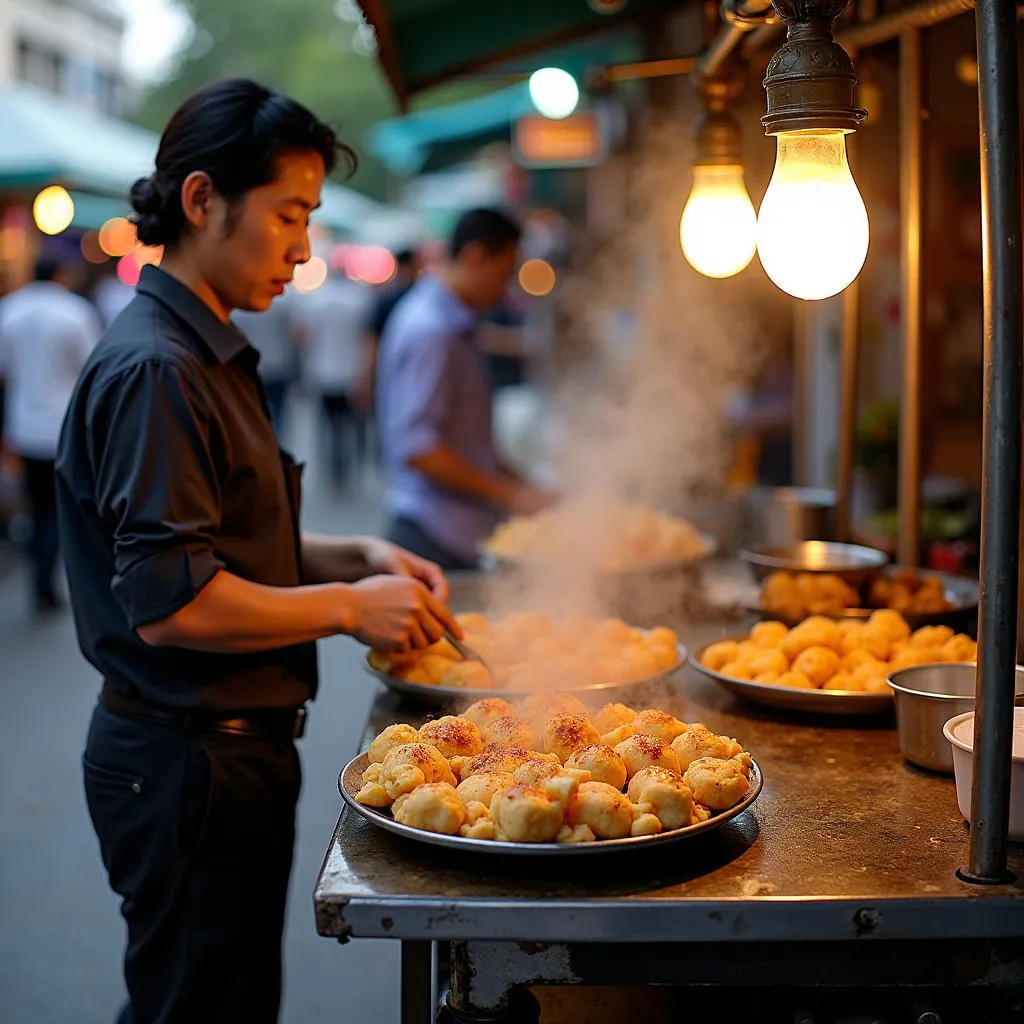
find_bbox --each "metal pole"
[836,274,860,543]
[792,301,812,487]
[963,0,1023,885]
[897,28,924,567]
[837,0,977,49]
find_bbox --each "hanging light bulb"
[680,68,757,279]
[756,0,869,300]
[757,130,868,300]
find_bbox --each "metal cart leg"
[437,942,541,1023]
[401,940,433,1024]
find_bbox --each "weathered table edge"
[314,813,1024,945]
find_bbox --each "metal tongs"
[445,629,501,686]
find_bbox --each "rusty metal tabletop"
[313,569,1024,946]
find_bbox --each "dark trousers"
[22,456,59,602]
[320,391,368,486]
[386,516,478,572]
[84,703,300,1024]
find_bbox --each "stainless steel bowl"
[739,540,889,584]
[744,486,836,548]
[888,663,1024,773]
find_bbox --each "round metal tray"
[746,566,979,632]
[689,637,894,716]
[739,540,888,585]
[479,531,718,576]
[339,751,763,856]
[363,643,688,707]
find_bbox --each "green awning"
[359,0,681,105]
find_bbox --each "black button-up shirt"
[56,266,317,710]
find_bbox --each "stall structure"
[320,1,1023,1019]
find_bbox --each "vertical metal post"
[792,300,811,487]
[897,27,923,567]
[835,135,862,543]
[963,0,1023,885]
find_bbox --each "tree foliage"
[132,0,397,198]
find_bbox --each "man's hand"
[361,537,451,604]
[347,576,460,653]
[508,484,559,516]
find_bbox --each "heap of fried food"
[368,612,681,691]
[701,610,977,693]
[484,502,711,572]
[354,694,754,844]
[762,568,953,622]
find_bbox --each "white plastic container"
[942,707,1024,843]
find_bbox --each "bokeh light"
[528,68,580,120]
[0,226,27,261]
[99,217,138,257]
[80,231,108,264]
[32,186,75,235]
[293,256,328,293]
[116,245,162,287]
[518,258,557,297]
[348,245,396,286]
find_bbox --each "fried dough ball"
[393,664,432,686]
[743,648,790,679]
[749,621,789,649]
[762,571,798,611]
[631,709,689,744]
[614,733,681,780]
[565,744,628,790]
[865,609,912,644]
[482,716,538,750]
[439,661,493,690]
[490,784,564,843]
[850,661,891,693]
[368,649,413,674]
[671,724,743,771]
[543,713,601,763]
[941,634,977,663]
[513,756,570,788]
[418,654,457,684]
[838,621,865,654]
[392,783,467,835]
[518,692,590,729]
[456,612,491,635]
[591,702,637,735]
[889,645,939,672]
[719,661,754,681]
[354,778,391,807]
[556,824,597,844]
[368,723,420,765]
[755,672,781,685]
[459,745,551,781]
[911,625,955,650]
[565,781,634,840]
[781,617,843,660]
[823,672,857,691]
[459,802,498,841]
[626,766,695,831]
[684,757,750,811]
[791,646,841,688]
[647,643,682,672]
[647,626,679,650]
[418,716,484,759]
[841,648,881,673]
[775,671,815,689]
[631,813,664,837]
[456,772,516,808]
[379,743,457,799]
[459,697,518,733]
[600,723,635,748]
[701,640,741,672]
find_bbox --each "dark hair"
[130,78,356,248]
[449,208,521,260]
[34,257,61,282]
[394,248,417,268]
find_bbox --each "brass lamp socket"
[694,62,745,166]
[761,0,867,136]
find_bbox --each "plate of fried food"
[753,565,978,631]
[691,610,978,715]
[340,693,762,855]
[481,502,717,574]
[365,611,686,705]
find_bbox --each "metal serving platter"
[363,642,689,707]
[739,540,888,585]
[690,637,895,716]
[339,752,762,857]
[746,566,979,633]
[479,531,719,576]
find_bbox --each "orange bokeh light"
[99,217,138,258]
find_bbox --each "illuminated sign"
[512,112,607,169]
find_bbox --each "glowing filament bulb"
[680,164,758,279]
[756,130,869,301]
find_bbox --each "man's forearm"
[136,570,355,652]
[408,446,515,508]
[301,532,376,583]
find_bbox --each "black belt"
[100,683,307,741]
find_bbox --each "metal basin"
[888,663,1024,773]
[745,486,836,548]
[739,540,888,585]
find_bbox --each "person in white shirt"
[297,268,371,489]
[0,257,101,611]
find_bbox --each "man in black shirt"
[55,80,459,1024]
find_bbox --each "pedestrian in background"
[0,256,100,612]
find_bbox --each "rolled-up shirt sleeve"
[391,331,456,463]
[88,359,225,629]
